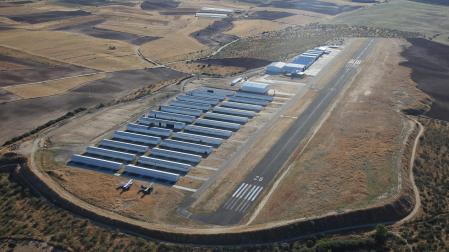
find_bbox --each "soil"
[140,0,180,10]
[0,54,95,87]
[247,10,295,21]
[8,10,91,24]
[401,38,449,121]
[194,57,271,70]
[56,20,161,45]
[191,18,238,47]
[0,68,185,145]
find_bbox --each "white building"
[240,81,270,94]
[265,62,286,74]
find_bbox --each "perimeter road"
[198,38,376,225]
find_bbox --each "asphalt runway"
[195,38,376,225]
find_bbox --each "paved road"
[194,38,376,225]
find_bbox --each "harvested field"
[139,16,214,62]
[57,20,160,45]
[400,38,449,121]
[191,18,238,47]
[247,10,295,20]
[3,73,106,99]
[241,0,361,15]
[0,68,185,145]
[0,29,147,71]
[0,51,95,87]
[253,39,425,224]
[140,0,179,10]
[8,10,91,24]
[195,57,271,70]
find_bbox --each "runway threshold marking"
[223,183,264,212]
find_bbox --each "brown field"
[225,20,287,37]
[3,73,106,99]
[139,16,214,63]
[252,38,427,224]
[0,29,146,71]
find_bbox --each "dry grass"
[253,39,426,224]
[225,20,287,37]
[0,29,146,71]
[3,73,106,99]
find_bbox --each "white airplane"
[117,179,134,191]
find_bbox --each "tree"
[374,224,389,245]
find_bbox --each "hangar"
[124,164,179,183]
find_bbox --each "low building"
[240,81,270,94]
[195,12,228,18]
[265,62,286,74]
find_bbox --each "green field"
[330,0,449,45]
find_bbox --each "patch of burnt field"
[247,10,295,20]
[241,0,360,15]
[195,57,271,70]
[141,0,179,10]
[57,0,136,6]
[8,10,91,24]
[0,54,95,87]
[56,20,160,45]
[401,38,449,121]
[0,68,186,145]
[191,18,238,47]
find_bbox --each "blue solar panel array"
[69,86,274,185]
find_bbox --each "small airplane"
[138,183,154,197]
[117,179,134,191]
